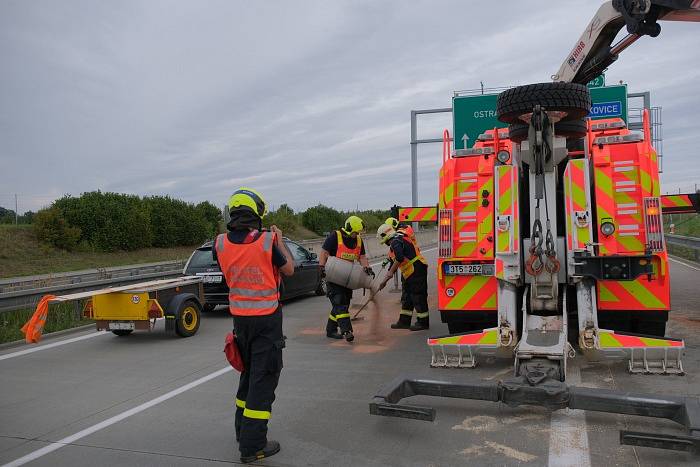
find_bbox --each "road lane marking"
[548,365,591,467]
[668,256,700,272]
[0,332,107,362]
[2,366,233,467]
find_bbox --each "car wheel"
[175,299,201,337]
[315,277,327,296]
[497,82,591,124]
[112,330,133,337]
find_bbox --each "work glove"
[381,258,391,268]
[364,266,375,278]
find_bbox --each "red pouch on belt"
[224,332,245,372]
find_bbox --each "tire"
[508,118,588,143]
[112,330,133,336]
[175,299,201,337]
[315,277,327,296]
[497,82,591,124]
[203,303,217,312]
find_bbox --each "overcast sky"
[1,0,699,215]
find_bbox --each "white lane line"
[668,256,700,272]
[2,366,233,467]
[0,332,107,362]
[548,366,591,467]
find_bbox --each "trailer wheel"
[112,330,133,337]
[497,83,591,124]
[175,299,201,337]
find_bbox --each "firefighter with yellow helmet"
[319,215,374,342]
[377,223,430,330]
[212,187,294,463]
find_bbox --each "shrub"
[33,207,81,251]
[264,204,298,233]
[301,204,344,236]
[196,201,223,236]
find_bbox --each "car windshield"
[187,248,218,269]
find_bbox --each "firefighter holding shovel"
[377,223,430,330]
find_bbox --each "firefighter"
[377,224,430,330]
[319,215,374,342]
[385,216,415,242]
[385,217,418,323]
[213,187,294,464]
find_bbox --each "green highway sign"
[452,83,628,147]
[452,94,500,149]
[587,74,605,88]
[588,84,628,122]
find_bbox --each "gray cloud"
[1,0,699,215]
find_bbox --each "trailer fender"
[164,293,202,336]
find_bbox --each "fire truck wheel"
[497,82,591,124]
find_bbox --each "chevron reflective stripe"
[598,330,683,349]
[399,207,438,222]
[564,159,592,251]
[440,275,497,311]
[597,276,669,310]
[661,193,700,214]
[243,408,271,420]
[477,173,494,259]
[235,398,246,409]
[428,328,498,346]
[496,165,518,254]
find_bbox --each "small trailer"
[49,276,205,337]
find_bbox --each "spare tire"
[497,83,591,124]
[508,118,588,143]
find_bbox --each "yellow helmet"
[385,217,399,229]
[377,223,396,244]
[342,215,365,235]
[228,187,268,219]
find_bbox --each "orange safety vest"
[335,230,362,262]
[389,234,427,279]
[215,232,280,316]
[397,225,416,243]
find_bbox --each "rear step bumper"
[369,376,700,453]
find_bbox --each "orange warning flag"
[21,295,56,344]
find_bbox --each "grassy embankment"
[0,224,320,343]
[665,214,700,263]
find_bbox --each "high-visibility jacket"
[397,225,416,243]
[215,232,280,316]
[335,230,362,262]
[389,234,427,279]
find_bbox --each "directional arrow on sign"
[461,133,470,149]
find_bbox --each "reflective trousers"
[326,282,353,334]
[398,267,429,325]
[233,308,284,455]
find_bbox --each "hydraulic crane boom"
[553,0,700,84]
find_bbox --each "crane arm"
[553,0,700,84]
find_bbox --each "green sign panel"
[452,94,500,149]
[587,74,605,88]
[453,84,628,147]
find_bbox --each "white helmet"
[376,224,396,245]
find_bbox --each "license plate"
[109,322,135,331]
[444,264,495,276]
[197,274,223,283]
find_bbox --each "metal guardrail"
[666,234,700,262]
[0,260,185,313]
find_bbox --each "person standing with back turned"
[213,187,294,463]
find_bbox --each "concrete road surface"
[1,249,700,466]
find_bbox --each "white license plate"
[197,274,223,283]
[109,322,135,331]
[445,264,494,275]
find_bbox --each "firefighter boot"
[410,318,429,331]
[240,440,281,463]
[343,330,355,342]
[391,311,412,329]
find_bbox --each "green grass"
[0,225,200,279]
[0,302,94,344]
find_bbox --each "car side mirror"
[309,252,318,260]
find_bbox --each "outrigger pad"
[370,376,700,453]
[427,328,499,368]
[596,330,685,375]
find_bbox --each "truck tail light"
[439,209,453,258]
[643,197,664,252]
